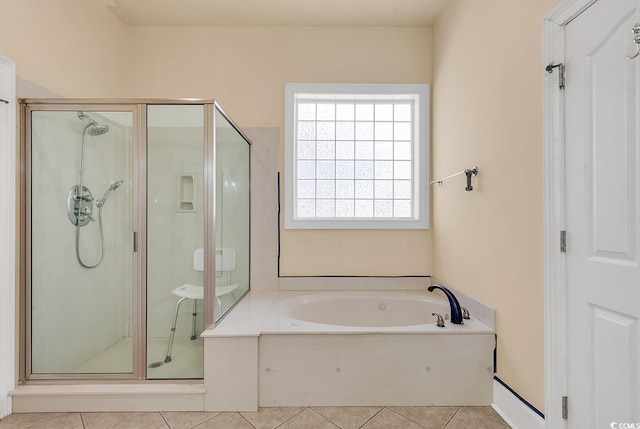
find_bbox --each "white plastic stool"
[164,248,239,363]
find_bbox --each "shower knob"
[78,206,95,222]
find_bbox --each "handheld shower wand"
[96,180,124,207]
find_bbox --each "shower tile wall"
[147,127,204,340]
[30,111,132,373]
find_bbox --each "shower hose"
[74,204,105,269]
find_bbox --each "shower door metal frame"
[22,102,144,381]
[209,101,252,326]
[19,99,225,383]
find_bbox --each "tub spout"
[427,285,463,325]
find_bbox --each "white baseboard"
[492,379,545,429]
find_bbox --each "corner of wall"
[0,55,16,419]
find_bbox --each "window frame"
[284,83,430,230]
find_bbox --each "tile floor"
[0,406,510,428]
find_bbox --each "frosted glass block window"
[285,83,430,229]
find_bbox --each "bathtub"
[203,290,495,411]
[283,292,448,328]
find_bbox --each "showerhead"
[96,180,124,208]
[88,124,110,136]
[78,111,110,136]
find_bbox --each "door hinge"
[560,230,567,253]
[546,62,565,90]
[562,395,568,419]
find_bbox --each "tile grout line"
[311,406,358,429]
[87,411,142,429]
[310,407,339,428]
[462,407,508,426]
[307,408,341,429]
[357,406,385,429]
[392,406,464,429]
[272,407,310,429]
[158,411,171,429]
[25,412,62,429]
[442,407,461,429]
[237,411,258,429]
[79,412,86,429]
[384,406,428,428]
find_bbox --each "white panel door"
[565,0,640,427]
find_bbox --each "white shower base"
[72,337,203,379]
[11,337,205,413]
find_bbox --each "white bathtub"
[283,292,448,328]
[204,290,496,411]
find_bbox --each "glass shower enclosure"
[22,100,250,381]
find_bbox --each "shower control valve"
[77,206,95,222]
[68,185,94,227]
[73,194,93,203]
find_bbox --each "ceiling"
[104,0,449,27]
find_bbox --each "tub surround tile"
[204,337,259,411]
[312,406,382,429]
[259,333,494,407]
[28,413,84,429]
[161,412,219,429]
[245,127,280,292]
[0,412,64,429]
[240,407,304,429]
[360,408,425,429]
[192,413,254,429]
[108,412,170,429]
[444,407,510,429]
[390,406,458,429]
[81,412,141,429]
[275,408,339,429]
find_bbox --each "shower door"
[27,106,136,376]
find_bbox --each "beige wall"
[2,10,433,276]
[432,0,560,412]
[0,1,127,97]
[3,0,566,407]
[125,26,433,276]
